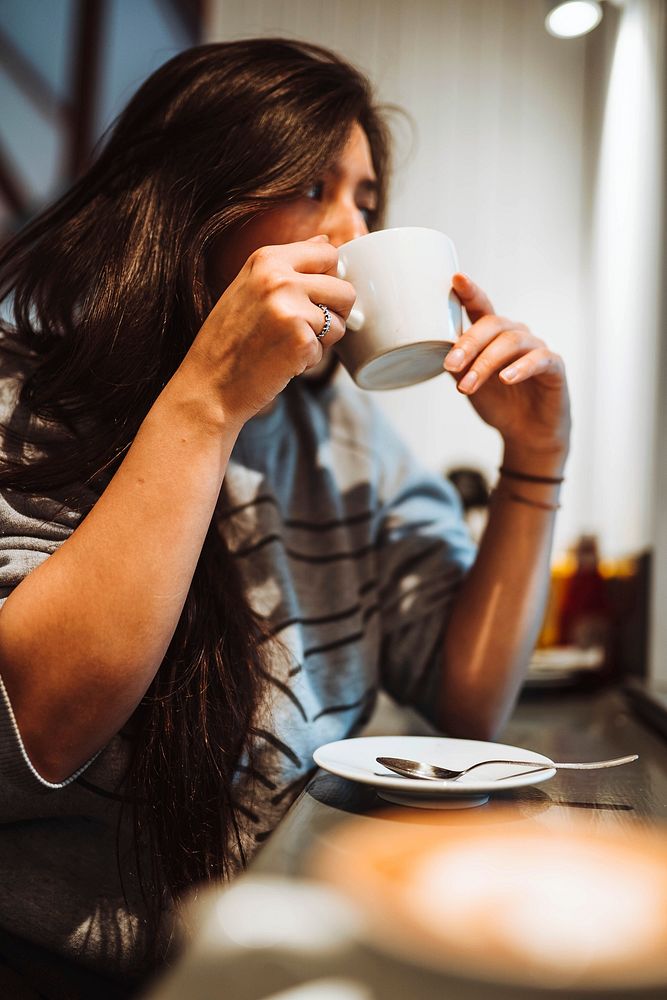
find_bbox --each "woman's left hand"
[444,273,571,462]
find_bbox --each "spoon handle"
[549,754,638,769]
[463,754,638,772]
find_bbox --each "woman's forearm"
[437,447,567,740]
[0,236,350,784]
[0,355,242,782]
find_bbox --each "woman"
[0,38,569,993]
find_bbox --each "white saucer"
[313,735,556,802]
[377,791,490,809]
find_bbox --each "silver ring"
[316,303,331,340]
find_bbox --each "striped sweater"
[0,336,476,979]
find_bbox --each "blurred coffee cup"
[335,227,463,390]
[312,809,667,998]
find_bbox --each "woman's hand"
[186,235,355,428]
[444,273,571,468]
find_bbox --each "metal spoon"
[375,754,639,782]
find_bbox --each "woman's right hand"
[186,235,355,427]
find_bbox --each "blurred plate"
[526,645,605,687]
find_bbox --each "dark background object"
[447,465,490,513]
[0,0,206,240]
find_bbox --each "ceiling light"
[546,1,603,38]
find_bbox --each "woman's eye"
[304,182,324,201]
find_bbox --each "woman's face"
[209,122,379,291]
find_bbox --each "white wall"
[206,0,663,560]
[585,0,665,560]
[619,0,667,684]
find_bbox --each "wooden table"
[252,687,667,880]
[148,687,667,1000]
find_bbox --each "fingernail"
[501,366,518,382]
[445,347,466,370]
[458,370,478,392]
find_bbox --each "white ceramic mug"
[335,227,463,390]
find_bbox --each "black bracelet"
[505,491,560,512]
[499,465,564,486]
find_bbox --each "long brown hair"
[0,39,393,950]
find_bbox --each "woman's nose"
[328,205,369,247]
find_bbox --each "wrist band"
[501,490,560,511]
[499,465,564,485]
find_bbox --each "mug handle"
[337,259,365,331]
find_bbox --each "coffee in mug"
[335,227,463,390]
